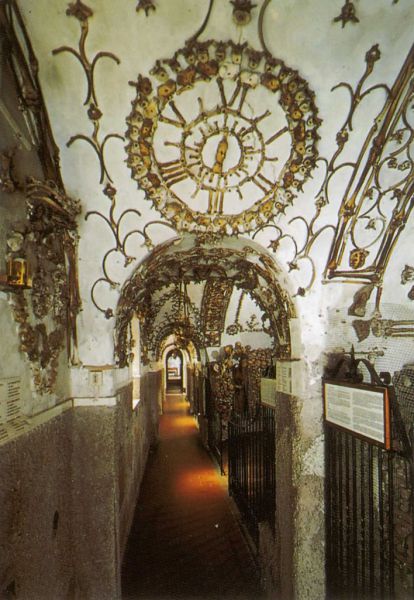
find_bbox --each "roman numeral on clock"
[252,173,274,195]
[169,101,186,125]
[159,160,187,187]
[216,78,244,111]
[208,189,225,214]
[159,102,187,129]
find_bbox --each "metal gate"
[205,375,224,473]
[325,357,414,599]
[228,405,276,545]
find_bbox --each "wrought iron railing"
[204,375,225,473]
[325,356,414,599]
[228,405,276,545]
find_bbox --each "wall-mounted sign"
[276,361,292,395]
[260,378,277,408]
[0,377,21,423]
[323,380,391,449]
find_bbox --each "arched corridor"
[1,1,414,599]
[122,392,263,599]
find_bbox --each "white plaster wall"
[0,50,72,418]
[16,0,414,370]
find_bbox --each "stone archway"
[112,234,324,600]
[114,234,297,369]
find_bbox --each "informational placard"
[324,380,390,449]
[260,378,277,408]
[0,377,21,422]
[276,361,292,394]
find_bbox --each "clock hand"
[212,133,229,175]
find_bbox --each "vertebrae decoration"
[9,179,81,394]
[53,1,177,318]
[255,43,414,305]
[115,240,294,368]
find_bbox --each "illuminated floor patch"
[121,393,263,599]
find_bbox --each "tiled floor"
[121,393,264,600]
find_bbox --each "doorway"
[166,349,183,392]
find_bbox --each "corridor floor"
[121,393,264,600]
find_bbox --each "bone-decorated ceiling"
[115,235,293,365]
[12,0,414,366]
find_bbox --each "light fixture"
[173,279,192,349]
[0,256,32,289]
[0,232,31,290]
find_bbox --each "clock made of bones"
[126,40,320,235]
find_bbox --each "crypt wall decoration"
[115,238,294,367]
[0,0,63,186]
[53,0,188,318]
[325,44,414,310]
[250,43,413,299]
[226,289,268,335]
[401,265,414,301]
[1,1,82,395]
[8,179,81,394]
[201,278,233,346]
[332,1,401,29]
[209,342,272,419]
[126,40,320,236]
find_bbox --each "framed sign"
[323,380,391,449]
[276,361,292,395]
[0,377,21,422]
[274,360,302,395]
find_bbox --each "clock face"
[126,41,320,235]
